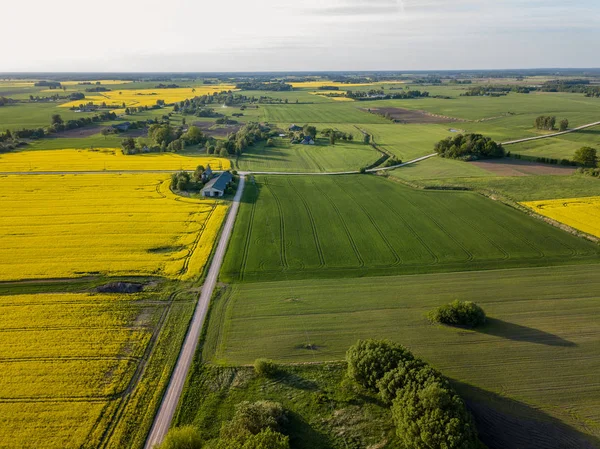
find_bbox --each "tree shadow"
[452,380,600,449]
[285,410,333,449]
[476,318,576,347]
[277,371,319,392]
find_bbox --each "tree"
[329,133,336,145]
[573,146,598,167]
[101,128,111,140]
[157,426,202,449]
[51,114,63,126]
[303,125,317,138]
[559,118,569,132]
[183,126,205,145]
[254,358,278,377]
[121,137,136,152]
[346,339,414,390]
[220,147,230,158]
[363,133,371,144]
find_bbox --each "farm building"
[112,122,131,132]
[301,136,315,145]
[201,171,232,197]
[289,124,303,132]
[201,165,213,183]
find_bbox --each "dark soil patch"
[362,107,461,124]
[51,125,105,138]
[95,282,145,294]
[193,121,243,137]
[470,158,576,176]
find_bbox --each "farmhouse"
[301,136,315,145]
[201,171,232,197]
[112,122,131,132]
[289,124,303,132]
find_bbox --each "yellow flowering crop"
[0,148,230,172]
[521,196,600,238]
[0,174,228,281]
[0,292,152,447]
[59,85,237,108]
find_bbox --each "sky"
[2,0,600,72]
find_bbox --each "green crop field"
[262,102,389,124]
[221,174,599,282]
[361,123,454,160]
[0,103,98,131]
[236,137,379,173]
[202,264,600,444]
[388,158,600,201]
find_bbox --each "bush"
[266,138,275,147]
[254,358,278,377]
[573,146,598,167]
[216,427,289,449]
[346,339,413,390]
[391,381,481,449]
[157,426,203,449]
[427,300,486,328]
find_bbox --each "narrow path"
[144,176,245,449]
[501,121,600,145]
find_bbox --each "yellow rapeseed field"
[521,196,600,238]
[0,148,230,172]
[0,174,228,281]
[0,292,153,447]
[59,85,237,108]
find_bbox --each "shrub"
[391,381,481,449]
[346,339,413,390]
[427,300,486,328]
[216,427,289,449]
[254,358,278,377]
[266,138,275,147]
[157,426,203,449]
[573,146,598,167]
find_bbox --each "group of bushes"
[435,133,504,160]
[427,300,486,328]
[159,401,289,449]
[208,123,273,157]
[346,339,483,449]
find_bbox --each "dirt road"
[144,176,245,449]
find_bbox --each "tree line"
[235,81,293,91]
[534,116,569,131]
[346,89,429,100]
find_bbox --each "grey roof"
[202,171,232,193]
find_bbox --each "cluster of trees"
[170,166,208,192]
[321,128,354,144]
[155,83,180,88]
[85,86,111,92]
[139,124,207,153]
[158,401,289,449]
[461,85,535,96]
[435,133,505,160]
[511,153,578,166]
[235,81,293,91]
[577,167,600,178]
[534,116,556,130]
[27,92,85,102]
[346,89,429,100]
[427,300,486,328]
[540,79,600,97]
[573,146,598,167]
[317,85,340,91]
[34,80,61,88]
[209,123,272,157]
[346,340,483,449]
[0,97,16,106]
[0,129,25,153]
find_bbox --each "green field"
[221,175,599,282]
[388,158,600,201]
[262,102,389,124]
[505,125,600,159]
[236,137,379,173]
[203,264,600,444]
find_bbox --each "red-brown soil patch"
[470,158,576,176]
[362,107,461,124]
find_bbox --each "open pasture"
[221,175,599,282]
[0,148,230,172]
[522,196,600,238]
[0,174,227,281]
[236,137,379,173]
[203,265,600,444]
[0,102,100,131]
[361,123,454,160]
